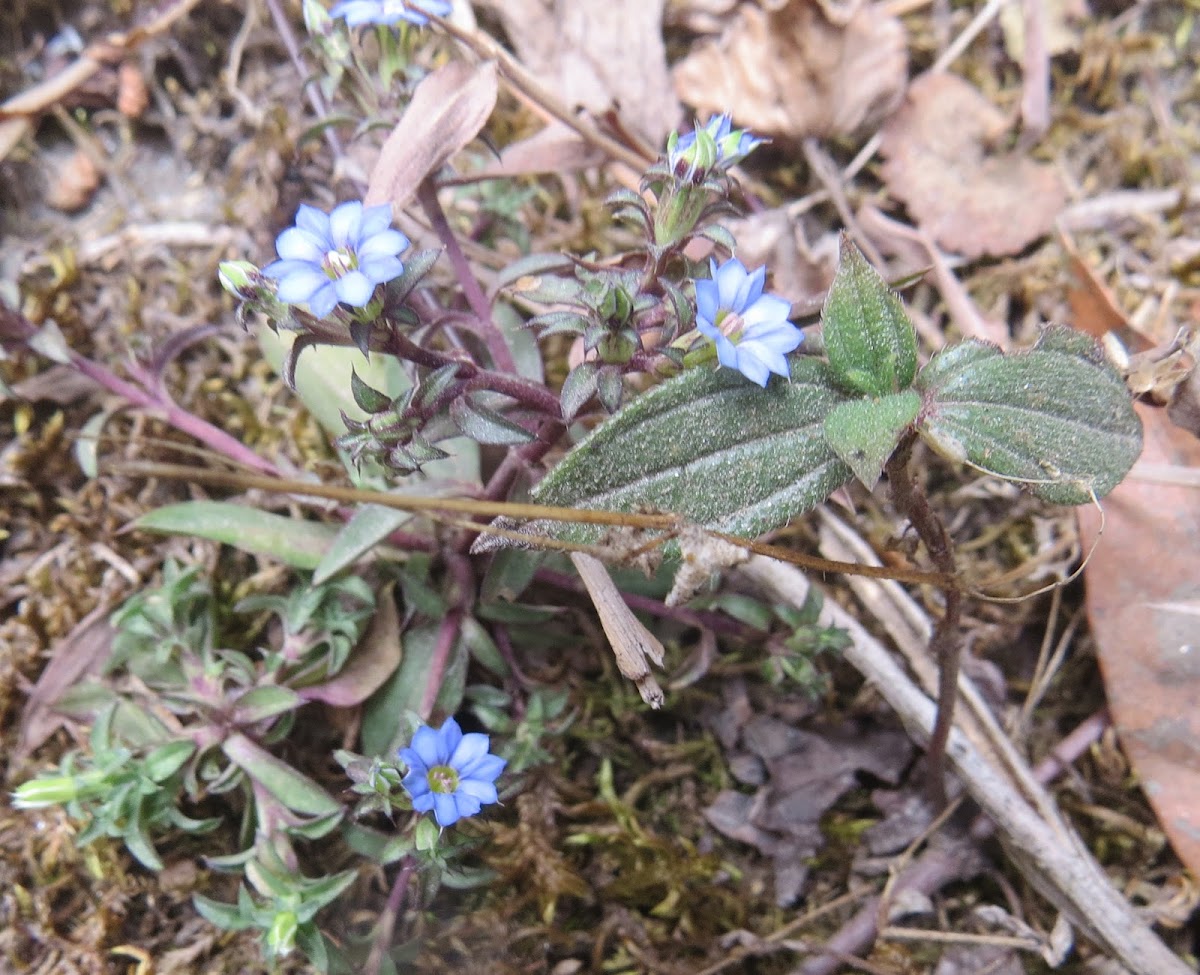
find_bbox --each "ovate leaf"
[822,237,918,396]
[916,325,1142,504]
[493,359,853,547]
[824,390,922,489]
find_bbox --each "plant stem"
[885,434,962,809]
[415,177,516,373]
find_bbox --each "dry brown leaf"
[1078,404,1200,875]
[879,73,1066,259]
[1000,0,1089,59]
[46,149,101,212]
[299,583,402,708]
[724,209,839,315]
[671,0,907,139]
[467,122,607,180]
[364,60,498,213]
[475,0,679,146]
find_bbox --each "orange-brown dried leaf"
[671,0,907,139]
[46,150,101,212]
[1078,404,1200,875]
[879,73,1066,259]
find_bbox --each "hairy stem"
[885,434,962,809]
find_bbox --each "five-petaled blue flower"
[695,257,801,387]
[669,113,766,177]
[399,717,506,828]
[329,0,451,28]
[262,200,408,319]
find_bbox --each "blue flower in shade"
[329,0,451,27]
[399,718,506,828]
[668,113,766,176]
[262,201,408,319]
[695,257,801,387]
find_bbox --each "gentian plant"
[4,6,1146,972]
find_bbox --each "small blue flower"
[399,718,506,828]
[668,113,766,177]
[329,0,450,27]
[695,257,801,387]
[262,201,408,318]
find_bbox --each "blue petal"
[713,334,739,371]
[401,769,430,797]
[449,732,491,770]
[696,317,719,340]
[738,264,767,309]
[261,258,314,281]
[695,278,720,326]
[457,752,506,783]
[410,790,435,813]
[359,255,405,284]
[734,349,771,387]
[307,282,339,318]
[359,204,394,239]
[452,792,483,820]
[741,294,792,331]
[328,200,364,249]
[458,777,499,804]
[739,340,790,378]
[713,258,750,310]
[333,269,373,307]
[397,747,428,774]
[358,229,408,259]
[275,227,325,263]
[409,724,443,767]
[274,267,328,304]
[294,204,331,242]
[433,792,459,827]
[436,718,463,764]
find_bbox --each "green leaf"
[822,237,919,396]
[301,583,403,707]
[312,504,412,585]
[449,396,537,445]
[135,502,339,570]
[231,686,304,725]
[916,325,1142,504]
[823,390,922,489]
[222,732,342,817]
[142,740,197,783]
[194,891,253,931]
[484,359,852,547]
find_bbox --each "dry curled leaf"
[880,73,1066,259]
[364,60,498,212]
[46,149,101,212]
[671,0,906,139]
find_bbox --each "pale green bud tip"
[12,775,81,809]
[218,261,259,298]
[267,910,299,957]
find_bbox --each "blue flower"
[329,0,450,27]
[399,718,506,828]
[668,113,766,176]
[262,201,408,319]
[695,258,801,387]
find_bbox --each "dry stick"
[743,556,1191,975]
[795,709,1112,975]
[885,437,962,809]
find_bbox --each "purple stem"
[415,178,517,373]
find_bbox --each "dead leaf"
[46,149,101,212]
[475,0,679,146]
[1000,0,1089,60]
[880,73,1067,259]
[364,60,498,213]
[300,583,402,708]
[1079,403,1200,875]
[17,603,114,760]
[1059,228,1150,353]
[465,122,606,180]
[671,0,907,139]
[724,210,839,316]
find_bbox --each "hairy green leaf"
[823,390,921,488]
[916,325,1142,504]
[822,238,918,396]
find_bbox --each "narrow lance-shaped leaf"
[478,359,853,549]
[916,325,1142,504]
[822,236,919,396]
